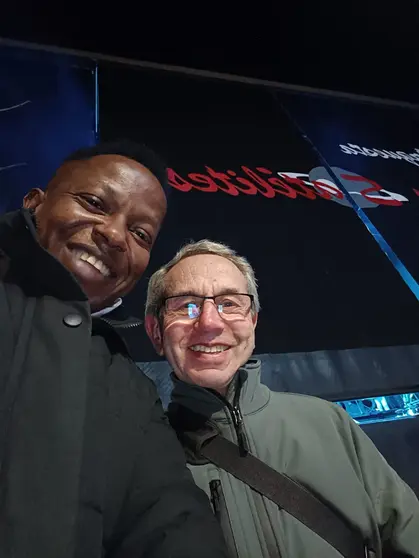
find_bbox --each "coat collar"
[0,209,87,302]
[170,358,270,421]
[91,298,122,317]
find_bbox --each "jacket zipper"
[230,404,249,456]
[112,322,142,329]
[208,382,249,455]
[100,318,142,329]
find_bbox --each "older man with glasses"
[145,239,419,558]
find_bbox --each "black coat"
[0,209,228,558]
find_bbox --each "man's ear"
[23,188,46,210]
[145,315,164,356]
[252,312,258,328]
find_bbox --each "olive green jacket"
[168,359,419,558]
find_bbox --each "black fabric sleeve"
[108,400,229,558]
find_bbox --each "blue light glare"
[336,392,419,424]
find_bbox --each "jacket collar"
[91,298,122,318]
[0,209,87,302]
[170,358,270,421]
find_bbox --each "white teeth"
[76,250,110,277]
[190,345,229,353]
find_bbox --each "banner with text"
[279,91,419,292]
[99,66,419,365]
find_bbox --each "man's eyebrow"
[98,182,159,226]
[97,182,119,199]
[165,291,199,298]
[165,288,243,298]
[217,288,242,295]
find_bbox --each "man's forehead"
[165,254,247,294]
[48,155,164,210]
[57,154,153,181]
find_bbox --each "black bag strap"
[201,434,371,558]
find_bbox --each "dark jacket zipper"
[112,322,142,329]
[230,404,249,456]
[208,381,249,456]
[100,318,142,329]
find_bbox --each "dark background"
[0,47,95,213]
[99,65,419,364]
[0,1,418,102]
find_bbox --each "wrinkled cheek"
[132,258,150,284]
[38,228,60,253]
[162,338,180,364]
[66,228,93,244]
[175,346,188,368]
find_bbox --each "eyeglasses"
[162,293,254,320]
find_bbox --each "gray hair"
[145,239,260,318]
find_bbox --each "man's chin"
[75,281,115,311]
[72,272,124,310]
[189,366,236,391]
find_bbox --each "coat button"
[63,313,83,327]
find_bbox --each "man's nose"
[93,216,127,253]
[196,300,225,332]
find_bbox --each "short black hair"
[62,139,170,197]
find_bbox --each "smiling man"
[0,142,228,558]
[24,146,165,310]
[145,239,419,558]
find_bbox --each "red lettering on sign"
[277,174,317,200]
[187,173,218,192]
[240,167,277,198]
[312,180,344,200]
[167,169,193,192]
[234,176,260,195]
[267,177,298,198]
[340,174,403,206]
[223,169,258,195]
[168,166,406,211]
[206,167,240,196]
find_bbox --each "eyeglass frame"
[159,293,255,320]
